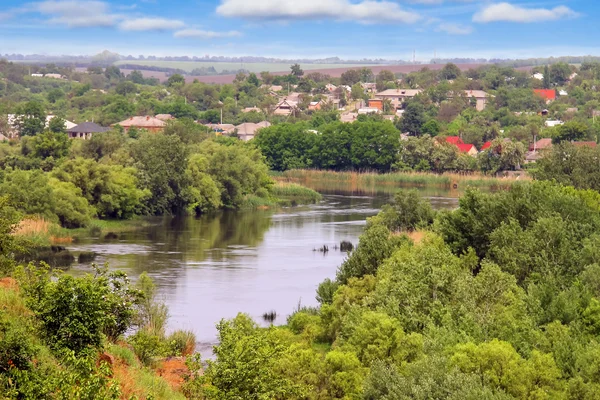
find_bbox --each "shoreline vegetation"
[12,182,322,263]
[272,169,528,192]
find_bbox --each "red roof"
[481,141,492,150]
[457,143,476,153]
[534,89,556,101]
[573,141,597,148]
[445,136,464,145]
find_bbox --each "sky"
[0,0,596,61]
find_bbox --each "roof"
[242,107,261,113]
[481,141,492,150]
[445,136,464,145]
[67,122,110,134]
[45,116,77,130]
[155,114,175,121]
[463,90,490,98]
[534,89,556,101]
[206,124,235,134]
[572,141,597,148]
[457,143,477,153]
[236,122,271,138]
[530,138,553,151]
[115,116,166,128]
[376,89,422,97]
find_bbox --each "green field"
[113,60,377,74]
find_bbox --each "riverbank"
[14,216,157,247]
[272,169,526,194]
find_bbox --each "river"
[68,188,458,357]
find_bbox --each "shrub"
[129,330,165,366]
[166,330,196,356]
[20,264,141,353]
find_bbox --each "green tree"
[130,133,189,215]
[439,63,462,80]
[31,130,71,159]
[400,100,426,136]
[192,314,306,399]
[53,158,149,219]
[47,116,66,134]
[291,63,304,77]
[14,101,45,137]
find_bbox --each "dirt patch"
[156,357,189,390]
[0,277,18,290]
[112,361,140,400]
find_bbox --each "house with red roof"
[572,141,597,148]
[456,143,478,156]
[481,141,492,151]
[445,136,464,145]
[534,89,556,103]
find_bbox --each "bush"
[20,264,141,353]
[166,330,196,356]
[129,330,165,366]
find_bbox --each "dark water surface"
[68,189,458,357]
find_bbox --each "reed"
[275,169,526,189]
[167,330,197,356]
[13,216,73,245]
[271,182,322,205]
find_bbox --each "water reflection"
[69,189,458,358]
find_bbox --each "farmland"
[113,60,379,74]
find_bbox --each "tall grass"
[271,182,322,205]
[12,216,73,246]
[275,169,526,190]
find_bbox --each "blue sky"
[0,0,596,60]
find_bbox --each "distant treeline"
[432,55,600,68]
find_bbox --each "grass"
[108,343,186,400]
[113,60,377,74]
[13,216,73,246]
[273,169,526,194]
[271,182,322,206]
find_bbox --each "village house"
[235,121,271,141]
[114,116,166,133]
[273,99,298,116]
[67,122,109,139]
[545,120,563,127]
[374,89,423,111]
[6,114,76,137]
[44,73,65,80]
[206,123,236,135]
[155,114,175,122]
[459,90,492,112]
[341,112,358,123]
[444,136,478,156]
[534,89,556,103]
[532,73,544,80]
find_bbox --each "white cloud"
[34,0,118,27]
[437,22,472,34]
[120,18,185,31]
[174,29,242,39]
[473,2,579,23]
[216,0,420,24]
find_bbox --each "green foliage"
[0,169,94,228]
[31,130,71,159]
[377,189,435,232]
[19,264,141,353]
[0,196,24,274]
[189,314,307,399]
[53,157,149,219]
[195,141,273,208]
[130,133,189,215]
[14,101,45,137]
[533,142,600,191]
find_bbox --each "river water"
[68,188,458,357]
